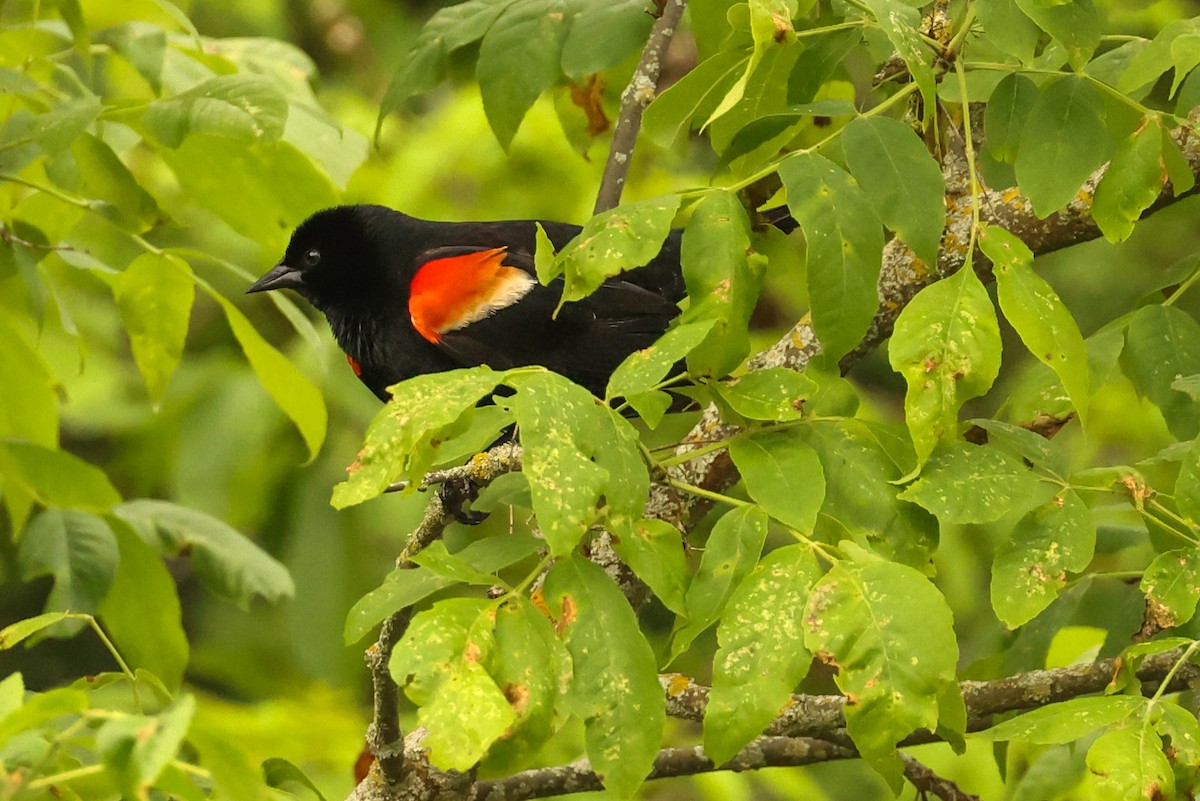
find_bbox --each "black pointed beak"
[247,262,304,294]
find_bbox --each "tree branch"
[592,0,689,214]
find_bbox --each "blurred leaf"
[561,0,654,79]
[606,319,715,402]
[478,0,569,149]
[803,555,958,791]
[977,0,1040,63]
[704,544,819,764]
[99,520,189,691]
[114,499,294,608]
[0,315,57,449]
[97,695,195,800]
[984,73,1039,165]
[0,612,76,650]
[332,368,503,508]
[609,518,690,614]
[991,489,1096,628]
[1015,76,1111,217]
[899,442,1049,525]
[71,133,162,230]
[1014,0,1100,69]
[715,368,817,422]
[262,758,327,801]
[669,505,769,661]
[144,75,288,147]
[552,195,680,304]
[512,370,647,553]
[729,431,825,533]
[1121,304,1200,440]
[644,50,748,148]
[543,555,664,799]
[190,726,270,801]
[0,439,122,517]
[778,152,883,361]
[984,224,1089,426]
[19,509,117,633]
[842,116,945,268]
[888,266,1002,466]
[1140,548,1200,628]
[679,191,760,378]
[974,696,1144,742]
[112,251,194,406]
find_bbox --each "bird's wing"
[409,245,680,392]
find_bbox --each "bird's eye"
[303,249,321,268]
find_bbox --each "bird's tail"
[761,204,799,234]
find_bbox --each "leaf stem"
[85,615,144,712]
[665,478,751,508]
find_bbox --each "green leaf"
[561,0,654,79]
[803,556,959,791]
[1119,18,1200,94]
[1092,118,1166,244]
[991,489,1097,628]
[1121,304,1200,440]
[343,534,542,644]
[0,315,57,448]
[1162,127,1195,195]
[1086,727,1175,800]
[481,596,570,772]
[729,431,825,533]
[0,439,122,514]
[554,195,681,304]
[1014,76,1111,217]
[670,505,769,661]
[704,544,820,764]
[478,0,569,149]
[543,555,664,798]
[703,0,799,131]
[714,368,817,422]
[984,73,1039,164]
[71,133,162,230]
[97,695,195,800]
[190,725,270,801]
[99,520,189,692]
[787,27,861,104]
[975,696,1144,743]
[609,518,690,614]
[423,660,516,771]
[1140,548,1200,629]
[114,499,294,608]
[977,0,1040,63]
[778,152,883,361]
[841,116,946,268]
[606,318,715,402]
[679,190,761,378]
[1178,434,1200,524]
[205,286,327,462]
[19,509,117,633]
[390,597,490,700]
[0,613,76,650]
[112,252,195,406]
[644,50,748,148]
[1014,0,1100,69]
[263,758,327,801]
[511,371,647,554]
[332,368,503,508]
[984,224,1090,426]
[899,441,1049,524]
[144,75,287,147]
[860,0,935,109]
[888,266,1002,466]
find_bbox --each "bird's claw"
[438,475,489,525]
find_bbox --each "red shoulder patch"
[409,248,536,344]
[346,353,363,377]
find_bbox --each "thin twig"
[902,755,981,801]
[592,0,689,214]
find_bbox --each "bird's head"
[247,204,401,308]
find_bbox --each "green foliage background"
[4,0,1200,799]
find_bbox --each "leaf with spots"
[860,0,935,111]
[1085,728,1175,801]
[729,430,825,533]
[1140,548,1200,629]
[973,696,1145,743]
[542,555,664,798]
[778,152,883,362]
[481,597,571,773]
[390,598,515,771]
[899,441,1052,525]
[714,368,817,422]
[609,518,690,615]
[332,368,505,509]
[511,370,648,555]
[1175,429,1200,525]
[802,555,959,791]
[991,489,1097,628]
[888,264,1002,467]
[606,318,716,404]
[984,225,1090,427]
[704,544,821,765]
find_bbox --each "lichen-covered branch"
[592,0,689,214]
[645,110,1200,529]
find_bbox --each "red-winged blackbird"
[246,204,689,400]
